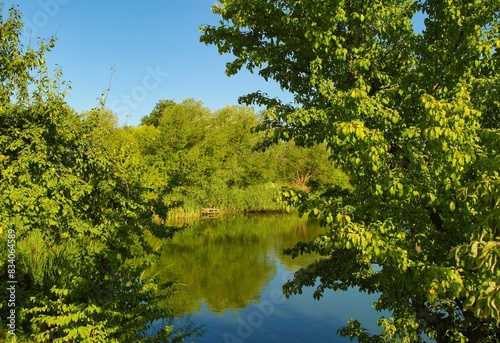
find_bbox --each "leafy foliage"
[0,5,203,342]
[201,0,500,341]
[269,141,349,191]
[128,99,343,216]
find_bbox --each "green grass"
[164,182,286,220]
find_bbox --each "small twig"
[99,65,115,108]
[52,22,62,38]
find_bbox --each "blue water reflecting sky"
[177,260,386,343]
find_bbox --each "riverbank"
[164,182,290,220]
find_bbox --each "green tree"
[153,99,211,195]
[141,99,177,127]
[203,105,264,188]
[201,0,500,341]
[0,5,201,342]
[139,100,282,213]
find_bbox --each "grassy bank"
[165,182,288,220]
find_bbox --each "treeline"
[103,98,348,217]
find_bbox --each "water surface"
[152,214,384,342]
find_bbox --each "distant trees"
[125,99,347,215]
[270,142,349,191]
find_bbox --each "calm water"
[151,214,385,342]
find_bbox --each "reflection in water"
[150,214,324,315]
[149,214,394,343]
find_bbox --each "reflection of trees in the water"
[151,214,326,315]
[272,219,324,271]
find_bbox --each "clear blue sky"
[2,1,292,126]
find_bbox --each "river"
[149,214,386,342]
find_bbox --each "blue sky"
[2,1,292,126]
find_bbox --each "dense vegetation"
[0,4,346,342]
[201,0,500,342]
[0,5,209,342]
[5,0,498,341]
[111,98,348,218]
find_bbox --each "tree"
[139,100,280,212]
[201,1,500,341]
[153,99,211,193]
[0,5,202,342]
[141,99,177,127]
[204,105,264,188]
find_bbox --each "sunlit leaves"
[0,5,202,342]
[203,0,500,341]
